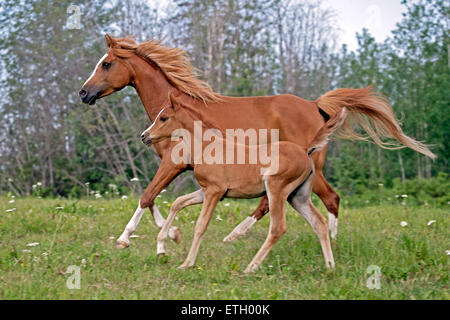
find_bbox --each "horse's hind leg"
[223,196,268,242]
[157,190,204,255]
[245,184,287,273]
[312,171,340,240]
[289,176,335,268]
[311,149,340,240]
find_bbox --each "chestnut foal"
[142,94,346,272]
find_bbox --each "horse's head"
[79,34,133,105]
[140,93,186,145]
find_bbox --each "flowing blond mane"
[111,37,223,103]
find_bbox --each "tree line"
[0,0,448,199]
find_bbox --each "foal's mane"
[111,37,223,103]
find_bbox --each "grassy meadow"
[0,195,448,299]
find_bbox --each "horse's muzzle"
[141,134,152,146]
[79,88,100,105]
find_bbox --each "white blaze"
[82,53,108,87]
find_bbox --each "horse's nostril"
[141,134,145,139]
[79,89,87,98]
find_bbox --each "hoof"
[223,233,238,243]
[171,227,181,244]
[244,263,258,273]
[115,241,129,249]
[177,262,192,269]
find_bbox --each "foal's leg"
[245,189,287,273]
[289,179,335,268]
[178,190,223,269]
[116,157,185,248]
[157,190,204,255]
[224,150,341,242]
[223,196,268,242]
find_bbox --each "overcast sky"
[147,0,408,51]
[324,0,407,50]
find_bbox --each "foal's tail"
[316,86,435,159]
[307,108,347,155]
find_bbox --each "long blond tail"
[316,86,435,159]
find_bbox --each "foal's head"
[140,94,188,146]
[79,35,135,105]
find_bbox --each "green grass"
[0,196,448,299]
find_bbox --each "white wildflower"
[400,221,408,227]
[8,199,15,204]
[161,189,167,193]
[108,184,117,190]
[32,185,37,190]
[22,249,32,253]
[26,242,39,247]
[378,183,383,187]
[163,201,168,204]
[109,236,115,240]
[94,193,102,199]
[8,178,13,182]
[401,194,408,198]
[5,208,16,212]
[224,203,230,207]
[427,220,436,226]
[446,250,450,256]
[85,182,90,185]
[36,182,42,186]
[55,207,64,210]
[216,215,223,221]
[81,258,86,265]
[121,195,128,200]
[42,252,48,256]
[130,177,139,182]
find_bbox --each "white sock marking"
[223,216,257,242]
[328,212,338,240]
[117,201,146,244]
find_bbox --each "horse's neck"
[130,57,175,121]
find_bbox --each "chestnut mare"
[142,93,346,272]
[79,35,435,249]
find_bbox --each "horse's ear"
[105,34,118,48]
[168,92,180,110]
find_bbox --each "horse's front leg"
[116,156,186,248]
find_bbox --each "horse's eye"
[102,62,111,69]
[160,116,167,122]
